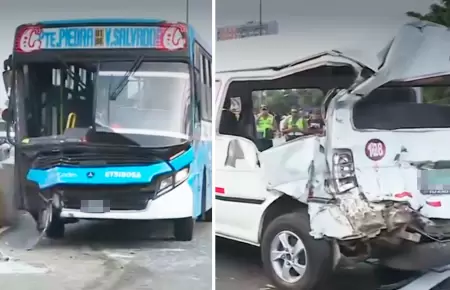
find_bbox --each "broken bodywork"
[259,21,450,270]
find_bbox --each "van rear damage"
[308,97,450,270]
[311,22,450,271]
[259,21,450,272]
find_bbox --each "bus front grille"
[57,184,156,211]
[33,152,158,169]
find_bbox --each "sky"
[0,0,212,102]
[216,0,438,71]
[216,0,435,27]
[0,0,441,98]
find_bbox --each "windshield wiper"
[108,56,145,101]
[56,56,87,90]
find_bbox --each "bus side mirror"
[2,70,12,91]
[1,108,12,122]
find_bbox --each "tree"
[258,89,325,114]
[406,0,450,104]
[406,0,450,26]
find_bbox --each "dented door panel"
[259,136,323,201]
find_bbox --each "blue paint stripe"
[27,147,194,189]
[38,18,165,25]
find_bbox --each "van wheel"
[174,217,194,241]
[261,210,333,290]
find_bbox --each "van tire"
[261,210,333,290]
[174,217,194,241]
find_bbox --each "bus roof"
[37,18,165,25]
[189,26,211,54]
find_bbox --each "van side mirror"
[225,138,259,169]
[1,108,12,122]
[225,139,245,167]
[2,70,12,91]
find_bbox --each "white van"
[215,22,450,289]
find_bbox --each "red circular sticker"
[159,25,186,51]
[365,139,386,161]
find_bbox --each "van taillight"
[330,149,358,193]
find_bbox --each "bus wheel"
[200,169,211,222]
[37,205,65,239]
[174,217,194,241]
[261,210,333,290]
[203,209,212,222]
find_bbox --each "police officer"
[255,104,278,150]
[282,107,307,141]
[307,108,325,135]
[256,105,277,138]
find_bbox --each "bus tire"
[261,210,333,290]
[37,206,65,239]
[203,209,212,222]
[200,169,211,222]
[174,217,194,241]
[45,216,65,239]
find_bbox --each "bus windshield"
[95,61,191,136]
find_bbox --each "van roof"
[215,51,359,81]
[216,29,396,73]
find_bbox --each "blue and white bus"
[1,18,212,241]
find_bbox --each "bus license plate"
[80,200,110,213]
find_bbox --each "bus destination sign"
[14,25,187,53]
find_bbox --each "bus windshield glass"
[95,61,191,135]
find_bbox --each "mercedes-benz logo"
[87,172,95,178]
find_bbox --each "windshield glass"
[353,86,450,130]
[95,61,191,136]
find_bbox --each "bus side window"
[202,55,212,121]
[195,42,212,123]
[193,43,202,124]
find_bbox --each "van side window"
[217,82,325,151]
[252,89,325,150]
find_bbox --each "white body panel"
[214,134,280,244]
[60,181,193,220]
[214,53,361,245]
[215,21,450,247]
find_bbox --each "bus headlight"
[156,167,190,196]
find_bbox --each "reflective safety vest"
[286,116,306,136]
[256,114,274,138]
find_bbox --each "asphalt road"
[215,237,420,290]
[0,212,212,290]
